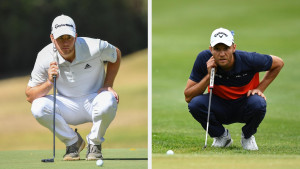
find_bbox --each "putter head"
[41,158,54,162]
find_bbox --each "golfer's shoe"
[63,128,86,161]
[211,129,233,148]
[86,144,103,160]
[241,133,258,150]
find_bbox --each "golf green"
[153,154,300,169]
[0,148,147,169]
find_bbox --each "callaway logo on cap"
[51,14,76,39]
[210,27,234,47]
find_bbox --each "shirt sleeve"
[27,54,48,87]
[189,50,211,82]
[99,40,117,63]
[248,52,273,72]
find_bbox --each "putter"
[41,47,58,163]
[203,67,215,149]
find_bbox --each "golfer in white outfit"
[25,14,121,161]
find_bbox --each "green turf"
[153,154,300,169]
[152,0,300,168]
[0,148,147,169]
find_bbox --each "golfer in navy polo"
[184,28,284,150]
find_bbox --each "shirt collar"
[56,51,66,64]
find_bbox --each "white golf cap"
[210,27,234,47]
[51,15,76,39]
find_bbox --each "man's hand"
[48,61,59,82]
[247,89,266,101]
[98,87,119,103]
[206,56,217,75]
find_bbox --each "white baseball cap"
[51,15,76,39]
[210,28,234,47]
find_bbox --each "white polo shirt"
[28,37,117,98]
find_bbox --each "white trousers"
[31,91,117,146]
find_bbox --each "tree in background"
[0,0,147,77]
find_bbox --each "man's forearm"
[257,55,284,93]
[184,74,210,103]
[25,80,53,103]
[102,49,121,88]
[257,67,283,93]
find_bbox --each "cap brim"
[211,40,232,47]
[53,28,76,39]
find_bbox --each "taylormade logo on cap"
[210,28,234,47]
[51,14,76,39]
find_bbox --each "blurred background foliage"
[0,0,147,78]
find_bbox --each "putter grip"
[52,48,59,76]
[209,68,215,88]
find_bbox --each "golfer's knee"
[188,96,206,116]
[31,97,52,119]
[248,94,266,114]
[188,100,197,115]
[92,91,117,118]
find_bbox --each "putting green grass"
[152,0,300,168]
[0,148,147,169]
[153,154,300,169]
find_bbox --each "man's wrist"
[102,85,113,89]
[47,79,53,86]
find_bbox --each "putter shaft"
[42,76,56,163]
[203,68,215,149]
[53,76,56,159]
[204,90,213,148]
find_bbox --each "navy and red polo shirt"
[189,50,273,100]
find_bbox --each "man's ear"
[232,43,237,52]
[50,34,56,44]
[209,46,212,52]
[74,33,77,41]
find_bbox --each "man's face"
[51,34,76,56]
[209,43,236,71]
